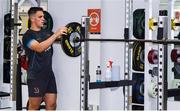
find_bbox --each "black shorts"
[27,73,57,97]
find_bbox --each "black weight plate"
[133,9,145,39]
[42,11,53,30]
[4,13,11,36]
[132,42,144,71]
[3,61,10,83]
[4,37,11,60]
[61,22,83,57]
[4,13,22,36]
[28,11,53,30]
[132,73,144,104]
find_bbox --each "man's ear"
[30,16,35,22]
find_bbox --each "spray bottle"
[105,59,113,81]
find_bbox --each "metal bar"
[175,23,180,26]
[80,16,90,110]
[75,38,180,44]
[13,2,22,109]
[36,0,41,7]
[29,0,38,6]
[80,39,85,110]
[157,10,168,110]
[89,80,133,89]
[84,17,90,110]
[158,44,164,110]
[124,0,132,110]
[18,0,25,6]
[168,88,180,97]
[16,60,22,110]
[10,1,18,109]
[163,13,168,110]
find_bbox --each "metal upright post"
[157,10,168,111]
[80,16,90,110]
[10,0,18,109]
[124,0,132,110]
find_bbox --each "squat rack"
[79,0,180,110]
[9,0,41,110]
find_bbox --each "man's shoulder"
[22,29,34,43]
[23,29,31,37]
[23,29,32,36]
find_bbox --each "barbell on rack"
[61,23,180,58]
[73,38,180,44]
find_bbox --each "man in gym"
[22,7,67,110]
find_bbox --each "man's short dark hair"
[28,7,43,17]
[28,7,43,28]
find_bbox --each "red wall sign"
[88,9,101,34]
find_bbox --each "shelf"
[89,80,133,90]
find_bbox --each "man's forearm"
[38,34,58,52]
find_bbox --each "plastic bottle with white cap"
[105,59,113,81]
[96,66,101,82]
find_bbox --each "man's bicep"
[27,39,41,51]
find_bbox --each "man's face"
[30,11,45,28]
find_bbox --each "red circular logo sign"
[89,12,100,27]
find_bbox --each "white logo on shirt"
[45,46,51,52]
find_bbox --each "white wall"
[100,0,125,109]
[48,0,101,110]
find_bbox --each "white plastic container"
[105,66,111,81]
